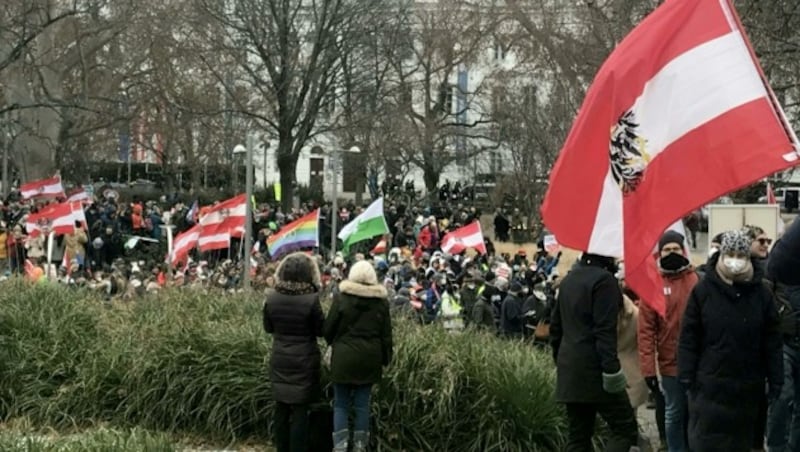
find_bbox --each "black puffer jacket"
[263,288,325,405]
[678,253,783,451]
[324,280,393,385]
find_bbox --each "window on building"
[494,41,506,61]
[437,82,455,114]
[342,152,361,192]
[491,151,503,173]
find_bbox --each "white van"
[758,186,800,211]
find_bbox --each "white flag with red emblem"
[541,0,799,316]
[20,176,65,199]
[25,202,87,238]
[441,221,486,255]
[168,225,201,265]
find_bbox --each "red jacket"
[638,269,699,377]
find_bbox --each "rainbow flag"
[267,209,320,260]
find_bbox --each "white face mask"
[722,256,748,274]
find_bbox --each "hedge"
[0,280,571,451]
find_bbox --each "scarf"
[715,257,754,285]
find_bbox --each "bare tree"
[379,0,503,194]
[198,0,377,208]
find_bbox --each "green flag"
[337,197,389,254]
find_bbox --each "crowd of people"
[550,221,799,452]
[6,182,800,452]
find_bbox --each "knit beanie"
[658,230,685,252]
[720,230,751,255]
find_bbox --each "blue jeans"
[333,383,372,432]
[767,346,800,452]
[661,376,688,452]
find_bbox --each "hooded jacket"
[263,252,325,404]
[324,261,393,385]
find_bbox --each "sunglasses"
[757,238,773,246]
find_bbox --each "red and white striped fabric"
[765,182,786,235]
[370,238,387,255]
[199,194,246,238]
[541,0,798,316]
[66,188,92,204]
[440,221,487,255]
[198,223,231,253]
[20,176,65,199]
[25,202,87,238]
[168,224,200,265]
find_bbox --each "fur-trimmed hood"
[339,280,388,299]
[275,251,321,288]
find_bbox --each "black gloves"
[644,376,660,394]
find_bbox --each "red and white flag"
[168,224,200,265]
[25,202,87,238]
[199,194,246,238]
[765,182,786,235]
[66,187,92,204]
[198,223,231,253]
[767,182,777,205]
[20,176,65,199]
[441,221,487,255]
[541,0,798,316]
[370,238,388,255]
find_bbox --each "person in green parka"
[324,260,393,452]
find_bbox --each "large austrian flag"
[541,0,799,316]
[199,194,246,238]
[441,221,487,255]
[20,176,65,199]
[168,224,201,266]
[25,202,87,238]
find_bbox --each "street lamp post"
[329,146,360,259]
[233,142,253,290]
[244,134,254,290]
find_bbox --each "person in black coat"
[500,282,524,339]
[678,230,783,452]
[324,260,393,452]
[263,252,325,452]
[550,253,638,452]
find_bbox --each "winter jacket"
[768,216,800,285]
[472,297,495,331]
[263,289,325,405]
[619,296,648,409]
[500,294,523,338]
[678,254,783,451]
[638,268,699,377]
[551,261,623,403]
[324,280,393,385]
[0,231,6,259]
[64,229,88,260]
[25,235,45,259]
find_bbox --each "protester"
[471,293,496,332]
[766,217,800,452]
[324,260,393,452]
[500,281,524,339]
[639,230,697,452]
[550,253,639,451]
[262,252,325,452]
[678,230,783,451]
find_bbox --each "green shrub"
[0,280,568,450]
[0,427,174,452]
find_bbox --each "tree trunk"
[423,164,440,197]
[277,142,297,211]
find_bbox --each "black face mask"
[659,253,690,272]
